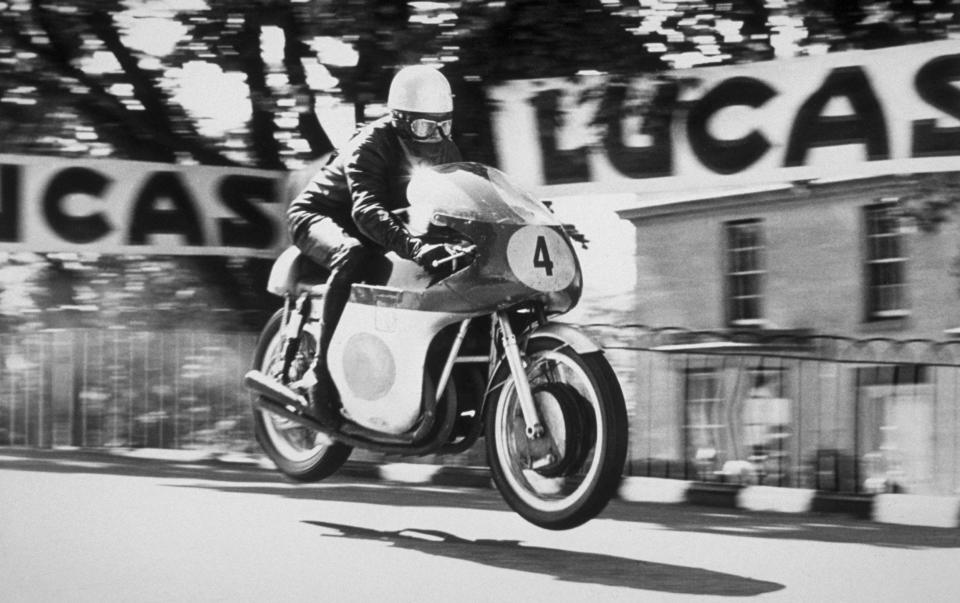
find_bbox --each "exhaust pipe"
[244,370,307,408]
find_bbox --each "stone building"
[611,172,960,495]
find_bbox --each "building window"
[740,367,792,486]
[864,204,908,320]
[725,219,765,326]
[857,364,932,493]
[684,368,726,478]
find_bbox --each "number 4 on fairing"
[533,235,554,276]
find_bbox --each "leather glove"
[412,241,457,274]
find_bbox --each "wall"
[619,175,960,339]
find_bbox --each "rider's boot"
[304,362,341,428]
[303,319,342,428]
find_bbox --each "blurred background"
[2,0,960,495]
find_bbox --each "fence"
[587,324,960,497]
[2,326,960,496]
[0,330,258,452]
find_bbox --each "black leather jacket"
[287,115,461,259]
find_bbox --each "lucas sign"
[0,154,286,256]
[490,40,960,196]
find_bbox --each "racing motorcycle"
[244,162,628,530]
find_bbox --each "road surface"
[1,449,958,602]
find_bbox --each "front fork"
[496,311,544,439]
[279,293,315,388]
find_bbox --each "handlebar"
[431,244,478,269]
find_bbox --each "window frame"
[683,367,726,471]
[724,218,766,327]
[863,203,909,321]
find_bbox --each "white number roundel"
[506,226,576,292]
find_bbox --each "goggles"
[409,117,453,139]
[394,111,453,140]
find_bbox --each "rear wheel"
[251,308,352,482]
[485,338,627,530]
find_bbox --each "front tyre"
[251,308,352,482]
[485,338,628,530]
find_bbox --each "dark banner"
[490,41,960,197]
[0,155,286,256]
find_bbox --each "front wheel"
[251,308,352,482]
[485,338,628,530]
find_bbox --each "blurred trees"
[804,0,960,49]
[3,0,960,170]
[0,0,331,167]
[0,1,233,164]
[0,251,276,331]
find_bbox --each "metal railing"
[584,324,960,496]
[3,325,960,496]
[0,330,257,452]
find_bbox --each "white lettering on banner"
[0,154,287,257]
[490,40,960,197]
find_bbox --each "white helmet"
[387,65,453,114]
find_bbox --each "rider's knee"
[295,219,344,267]
[331,241,369,274]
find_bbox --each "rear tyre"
[485,338,628,530]
[251,308,352,482]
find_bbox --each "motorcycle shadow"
[303,520,784,597]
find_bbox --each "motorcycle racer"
[286,64,462,427]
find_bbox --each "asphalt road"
[1,449,959,602]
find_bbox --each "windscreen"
[405,162,560,231]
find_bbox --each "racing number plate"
[506,225,577,293]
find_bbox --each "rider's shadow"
[303,520,783,596]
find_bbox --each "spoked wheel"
[485,338,628,530]
[251,308,352,482]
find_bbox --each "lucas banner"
[0,154,287,257]
[489,40,960,197]
[3,41,957,256]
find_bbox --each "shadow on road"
[303,520,784,596]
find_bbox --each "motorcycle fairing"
[326,288,472,435]
[405,163,583,314]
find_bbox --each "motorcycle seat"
[294,281,329,296]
